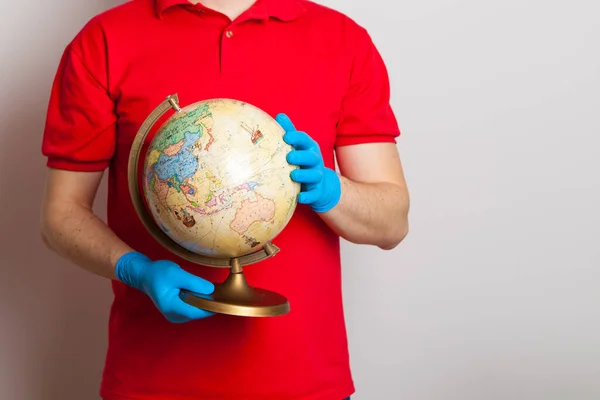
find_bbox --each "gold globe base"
[181,273,290,317]
[180,258,290,317]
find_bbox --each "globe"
[141,98,300,260]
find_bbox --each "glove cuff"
[115,251,151,290]
[312,168,342,213]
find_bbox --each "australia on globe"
[142,98,300,259]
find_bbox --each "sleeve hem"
[335,134,398,147]
[46,157,109,172]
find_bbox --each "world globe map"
[142,98,300,259]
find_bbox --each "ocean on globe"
[142,98,300,259]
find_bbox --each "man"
[40,0,410,398]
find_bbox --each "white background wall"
[1,0,599,399]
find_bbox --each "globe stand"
[180,244,290,317]
[127,94,290,317]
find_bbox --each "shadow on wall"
[0,1,125,399]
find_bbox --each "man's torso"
[66,1,358,399]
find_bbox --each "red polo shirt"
[42,0,400,399]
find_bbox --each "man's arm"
[320,143,409,250]
[40,167,215,321]
[276,114,409,250]
[40,168,133,280]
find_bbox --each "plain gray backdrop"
[1,0,599,399]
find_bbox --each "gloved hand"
[276,113,341,213]
[115,252,215,323]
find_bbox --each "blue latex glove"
[115,252,215,323]
[276,113,341,213]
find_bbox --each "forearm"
[40,200,133,280]
[319,175,409,250]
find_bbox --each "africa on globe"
[142,98,300,259]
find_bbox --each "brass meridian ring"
[127,94,279,268]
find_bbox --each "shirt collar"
[155,0,306,21]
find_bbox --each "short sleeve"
[335,26,400,147]
[41,25,117,171]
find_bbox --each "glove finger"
[283,130,317,150]
[287,150,321,167]
[291,168,323,184]
[169,297,215,322]
[275,113,296,132]
[165,314,189,324]
[173,268,215,295]
[298,187,322,204]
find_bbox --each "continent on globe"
[152,103,210,152]
[152,131,200,186]
[163,140,184,156]
[230,193,276,235]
